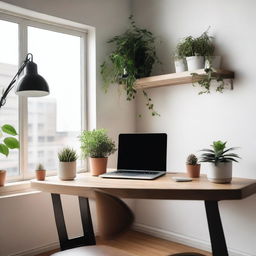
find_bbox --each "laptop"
[100,133,167,180]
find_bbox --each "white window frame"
[0,8,89,182]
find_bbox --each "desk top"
[31,173,256,201]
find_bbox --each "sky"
[0,19,81,132]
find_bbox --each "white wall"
[0,1,135,255]
[132,0,256,255]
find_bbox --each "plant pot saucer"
[208,177,232,184]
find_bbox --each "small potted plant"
[199,31,221,69]
[0,124,19,186]
[175,30,216,72]
[186,154,201,178]
[58,147,78,180]
[79,129,117,176]
[200,140,240,183]
[35,163,46,181]
[175,36,204,71]
[173,55,187,73]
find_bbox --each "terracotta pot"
[36,170,46,181]
[186,164,201,178]
[58,161,76,180]
[207,162,232,184]
[0,170,6,186]
[90,157,108,176]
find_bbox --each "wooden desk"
[31,173,256,256]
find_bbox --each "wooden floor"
[36,231,211,256]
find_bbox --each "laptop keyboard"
[100,169,165,179]
[113,170,158,176]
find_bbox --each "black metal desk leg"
[204,201,229,256]
[51,194,96,251]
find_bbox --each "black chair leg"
[51,194,96,251]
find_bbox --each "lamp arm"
[0,53,33,109]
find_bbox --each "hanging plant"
[100,15,160,116]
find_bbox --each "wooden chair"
[50,191,134,255]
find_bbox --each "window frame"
[0,11,88,182]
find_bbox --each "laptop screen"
[117,133,167,172]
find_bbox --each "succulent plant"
[36,163,45,170]
[58,147,78,162]
[200,140,240,166]
[186,154,198,165]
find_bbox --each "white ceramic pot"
[205,56,222,69]
[174,59,187,73]
[58,161,76,180]
[186,56,204,71]
[207,162,232,184]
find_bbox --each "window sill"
[0,171,88,198]
[0,180,39,199]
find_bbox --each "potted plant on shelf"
[173,55,187,73]
[186,154,201,178]
[175,30,216,72]
[199,30,221,69]
[79,129,117,176]
[0,124,19,186]
[101,15,160,116]
[35,163,46,181]
[58,147,78,180]
[175,36,204,71]
[200,140,240,183]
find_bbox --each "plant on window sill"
[0,124,19,156]
[0,124,19,186]
[100,15,161,117]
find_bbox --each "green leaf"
[222,157,239,162]
[1,124,18,136]
[4,137,19,149]
[200,149,214,153]
[0,143,9,156]
[222,153,240,158]
[222,147,239,154]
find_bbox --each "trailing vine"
[191,67,225,95]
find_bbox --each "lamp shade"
[16,61,49,97]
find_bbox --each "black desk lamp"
[0,53,49,109]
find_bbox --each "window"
[0,12,87,181]
[0,19,19,177]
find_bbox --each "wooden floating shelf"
[135,69,235,90]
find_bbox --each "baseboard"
[8,242,59,256]
[133,223,251,256]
